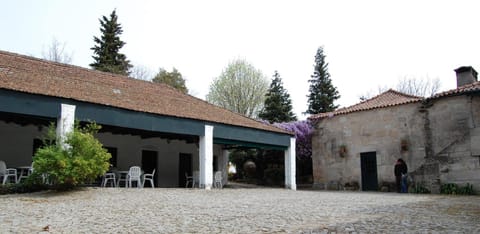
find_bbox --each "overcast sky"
[2,0,480,120]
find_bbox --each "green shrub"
[441,183,474,195]
[411,182,431,194]
[0,172,51,195]
[33,122,111,189]
[263,167,284,186]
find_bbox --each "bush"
[441,183,474,195]
[0,168,54,195]
[263,167,284,186]
[33,122,111,189]
[411,182,431,194]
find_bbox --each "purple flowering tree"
[274,121,313,159]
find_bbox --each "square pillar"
[285,137,296,190]
[222,149,229,186]
[199,125,214,189]
[56,103,76,149]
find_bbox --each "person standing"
[394,158,408,193]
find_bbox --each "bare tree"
[358,76,441,100]
[130,65,153,81]
[42,38,73,64]
[395,76,441,97]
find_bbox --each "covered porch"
[0,90,296,190]
[0,50,296,190]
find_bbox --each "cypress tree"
[259,71,297,123]
[306,47,340,114]
[90,10,132,75]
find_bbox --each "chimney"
[454,66,478,87]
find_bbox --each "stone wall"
[312,94,480,193]
[312,102,425,190]
[424,95,480,191]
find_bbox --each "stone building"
[309,67,480,193]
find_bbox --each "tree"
[130,65,153,81]
[358,76,441,100]
[152,68,188,94]
[306,47,340,114]
[42,38,73,64]
[259,71,297,123]
[207,59,269,118]
[90,9,132,76]
[395,76,441,97]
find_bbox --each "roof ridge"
[0,49,293,135]
[308,89,422,121]
[429,80,480,99]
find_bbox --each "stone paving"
[0,187,479,233]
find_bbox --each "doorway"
[178,153,192,187]
[360,152,378,191]
[142,150,158,187]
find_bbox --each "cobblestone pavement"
[1,187,479,233]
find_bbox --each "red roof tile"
[429,81,480,99]
[0,50,291,135]
[308,89,422,120]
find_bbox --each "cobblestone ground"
[1,187,479,233]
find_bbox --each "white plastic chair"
[214,171,223,189]
[192,171,199,188]
[116,171,128,187]
[17,164,33,183]
[185,172,193,188]
[0,161,17,184]
[142,169,156,188]
[101,172,117,187]
[128,166,142,188]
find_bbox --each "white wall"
[0,120,227,188]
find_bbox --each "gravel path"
[1,187,479,233]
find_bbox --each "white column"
[285,137,296,190]
[222,149,229,186]
[56,103,76,149]
[199,125,214,189]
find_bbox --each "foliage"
[274,121,313,159]
[263,166,284,186]
[411,182,431,194]
[33,122,111,189]
[306,47,340,114]
[229,149,257,180]
[207,59,269,118]
[441,183,474,195]
[90,9,132,75]
[0,182,48,195]
[152,67,188,94]
[42,37,73,64]
[259,71,297,123]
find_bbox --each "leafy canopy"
[152,67,188,94]
[259,71,297,123]
[90,9,132,75]
[207,59,269,118]
[306,47,340,114]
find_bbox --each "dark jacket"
[394,161,408,177]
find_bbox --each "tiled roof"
[0,50,291,135]
[308,89,422,120]
[429,81,480,99]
